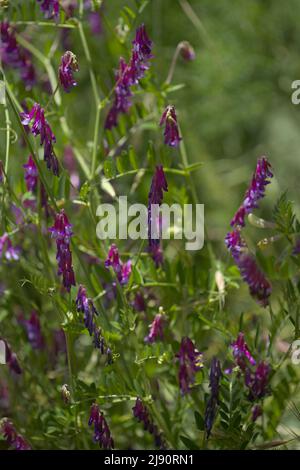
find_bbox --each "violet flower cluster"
[58,51,79,92]
[0,233,20,262]
[176,337,203,395]
[225,229,272,306]
[204,358,222,438]
[148,165,168,266]
[225,157,273,307]
[132,398,166,449]
[230,157,273,228]
[76,285,107,353]
[159,105,182,148]
[49,210,76,292]
[105,244,132,285]
[144,313,165,344]
[0,21,36,90]
[105,24,153,129]
[21,103,59,176]
[18,311,45,350]
[88,403,114,449]
[0,419,30,450]
[37,0,60,19]
[231,332,270,420]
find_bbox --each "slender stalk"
[165,44,181,85]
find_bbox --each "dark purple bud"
[245,361,270,401]
[49,210,76,292]
[251,404,262,422]
[1,339,22,374]
[176,337,203,395]
[159,105,182,148]
[88,403,114,450]
[132,398,166,449]
[148,166,168,266]
[59,51,78,92]
[0,419,30,450]
[179,41,195,61]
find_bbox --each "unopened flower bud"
[179,41,195,61]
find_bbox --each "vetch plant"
[0,0,300,452]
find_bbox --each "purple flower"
[245,361,270,401]
[18,311,45,350]
[20,103,59,176]
[179,41,196,61]
[132,398,166,449]
[49,210,76,292]
[159,105,182,147]
[0,160,4,184]
[1,339,22,375]
[204,358,222,437]
[293,240,300,255]
[225,229,271,307]
[148,166,168,266]
[0,419,30,450]
[105,24,153,129]
[105,244,132,285]
[0,21,36,90]
[231,157,273,227]
[88,404,114,449]
[0,233,20,261]
[37,0,60,19]
[76,285,98,336]
[238,253,272,307]
[176,337,203,395]
[61,0,77,18]
[58,51,78,92]
[23,155,38,192]
[231,332,256,371]
[144,313,165,344]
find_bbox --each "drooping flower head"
[105,244,132,285]
[0,233,20,261]
[37,0,60,19]
[58,51,79,92]
[144,313,165,344]
[159,105,182,148]
[176,337,203,394]
[49,210,76,292]
[132,398,166,449]
[225,229,271,307]
[231,332,256,371]
[88,404,114,450]
[237,253,272,307]
[251,404,263,422]
[148,166,168,266]
[23,155,38,192]
[245,361,270,401]
[179,41,196,61]
[18,311,45,350]
[105,24,153,129]
[231,157,273,227]
[20,103,59,176]
[204,358,222,438]
[0,21,36,90]
[0,419,31,450]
